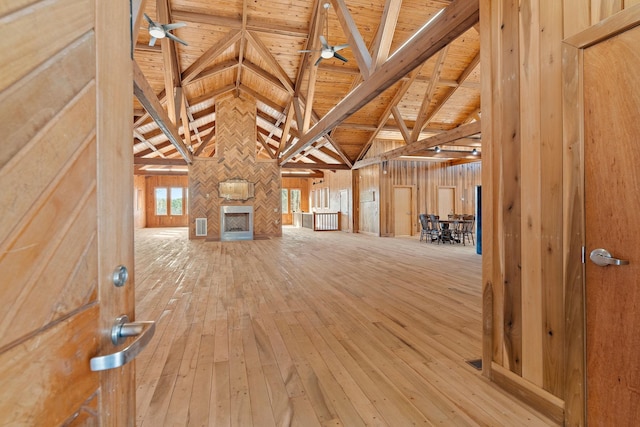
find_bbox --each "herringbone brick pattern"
[188,95,281,239]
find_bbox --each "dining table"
[437,219,464,243]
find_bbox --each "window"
[171,187,183,215]
[154,186,188,216]
[281,189,289,214]
[290,189,301,212]
[155,188,167,215]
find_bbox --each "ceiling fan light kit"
[148,26,166,39]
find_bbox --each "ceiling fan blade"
[314,56,323,66]
[333,52,348,63]
[165,31,189,46]
[163,22,186,31]
[333,43,349,52]
[149,36,157,47]
[319,35,330,50]
[298,49,319,53]
[143,13,155,25]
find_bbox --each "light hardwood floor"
[134,227,558,426]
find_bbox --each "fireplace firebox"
[220,205,253,241]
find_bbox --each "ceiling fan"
[144,13,188,47]
[299,3,349,66]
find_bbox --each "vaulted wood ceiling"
[132,0,481,176]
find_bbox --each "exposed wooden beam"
[303,1,324,132]
[171,9,310,38]
[245,31,295,95]
[181,30,242,84]
[257,132,276,159]
[281,0,479,164]
[370,0,402,71]
[281,171,325,178]
[329,0,372,78]
[410,45,449,142]
[356,68,420,160]
[352,120,481,169]
[294,0,321,99]
[322,133,352,167]
[281,162,350,170]
[133,129,166,157]
[238,84,286,115]
[242,60,289,93]
[194,128,215,156]
[188,59,238,85]
[134,157,187,165]
[276,103,295,159]
[131,0,148,46]
[400,150,481,159]
[419,50,480,128]
[133,60,193,164]
[391,106,411,144]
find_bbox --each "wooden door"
[0,1,136,424]
[394,187,412,236]
[584,22,640,425]
[437,186,455,218]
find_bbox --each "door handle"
[90,315,155,371]
[589,248,630,266]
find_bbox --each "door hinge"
[581,246,586,264]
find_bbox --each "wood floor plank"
[134,227,559,426]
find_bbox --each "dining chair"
[418,214,429,242]
[461,215,475,245]
[428,214,441,244]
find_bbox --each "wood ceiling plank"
[281,0,479,164]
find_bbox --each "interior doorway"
[564,9,640,425]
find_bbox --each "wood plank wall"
[134,175,146,228]
[481,1,637,424]
[381,160,481,236]
[145,175,189,227]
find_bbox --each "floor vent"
[465,358,482,370]
[195,218,207,236]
